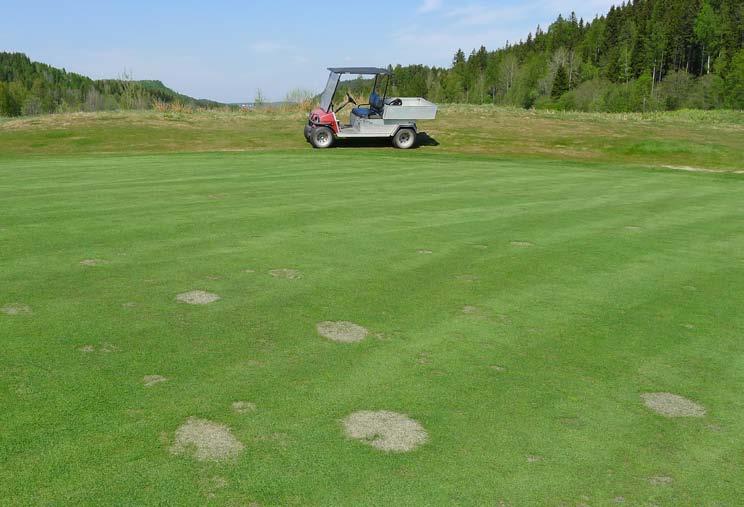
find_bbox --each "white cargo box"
[383,97,437,121]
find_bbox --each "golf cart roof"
[328,67,391,75]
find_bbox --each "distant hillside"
[0,52,223,117]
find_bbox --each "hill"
[0,52,222,117]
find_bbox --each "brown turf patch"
[641,392,706,417]
[342,410,428,452]
[1,303,32,315]
[510,241,534,247]
[269,268,302,279]
[317,321,368,343]
[170,417,244,462]
[176,290,221,305]
[80,258,107,266]
[232,401,256,413]
[143,375,168,387]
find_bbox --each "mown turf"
[2,147,743,505]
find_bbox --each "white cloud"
[418,0,443,13]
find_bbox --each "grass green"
[1,109,744,505]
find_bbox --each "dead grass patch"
[417,249,433,254]
[462,305,479,314]
[317,321,368,343]
[342,410,428,452]
[648,475,673,485]
[455,274,479,282]
[526,455,543,463]
[170,417,244,462]
[641,392,706,417]
[78,343,118,353]
[143,375,168,387]
[510,241,534,247]
[269,268,303,279]
[232,401,256,413]
[1,303,32,315]
[80,258,107,266]
[176,290,221,305]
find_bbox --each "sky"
[1,0,619,103]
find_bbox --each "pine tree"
[552,65,569,98]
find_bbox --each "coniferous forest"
[1,0,743,116]
[388,0,744,111]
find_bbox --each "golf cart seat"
[352,92,384,118]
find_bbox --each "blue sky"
[2,0,619,103]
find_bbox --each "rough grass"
[1,106,742,170]
[1,110,743,504]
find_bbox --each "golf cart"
[304,67,437,149]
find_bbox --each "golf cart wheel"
[392,128,416,149]
[311,126,334,149]
[304,125,312,142]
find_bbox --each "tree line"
[0,52,220,117]
[386,0,744,111]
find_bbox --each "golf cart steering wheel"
[346,91,357,105]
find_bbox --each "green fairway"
[2,147,744,505]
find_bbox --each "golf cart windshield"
[319,72,340,112]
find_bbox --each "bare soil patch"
[342,410,428,452]
[232,401,256,413]
[269,268,302,279]
[1,303,32,315]
[80,258,107,266]
[510,241,534,247]
[317,321,368,343]
[143,375,168,387]
[170,417,244,462]
[641,392,706,417]
[176,290,221,305]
